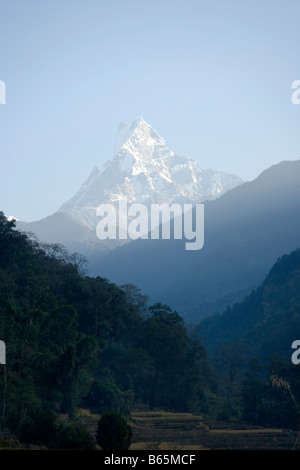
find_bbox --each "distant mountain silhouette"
[17,212,114,257]
[90,159,300,322]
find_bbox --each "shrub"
[16,409,95,449]
[257,401,298,429]
[17,409,59,447]
[96,411,132,450]
[57,421,95,450]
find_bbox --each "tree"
[96,411,132,450]
[59,337,97,418]
[88,378,120,414]
[241,359,265,424]
[214,341,248,417]
[140,303,208,412]
[120,284,149,316]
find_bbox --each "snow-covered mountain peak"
[114,116,167,163]
[58,118,243,230]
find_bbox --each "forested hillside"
[1,212,300,449]
[195,249,300,427]
[197,248,300,362]
[0,212,211,447]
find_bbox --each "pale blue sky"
[0,0,299,221]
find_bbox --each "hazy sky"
[0,0,299,222]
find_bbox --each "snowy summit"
[58,117,243,229]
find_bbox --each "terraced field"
[79,409,298,450]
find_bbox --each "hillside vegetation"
[197,248,300,362]
[0,211,299,449]
[0,212,211,448]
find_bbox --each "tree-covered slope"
[0,212,211,447]
[197,248,300,362]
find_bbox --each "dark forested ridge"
[193,249,300,429]
[0,212,211,447]
[197,248,300,362]
[0,211,300,449]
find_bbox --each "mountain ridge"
[90,158,300,322]
[17,118,243,259]
[58,117,243,230]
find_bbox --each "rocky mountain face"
[58,117,243,230]
[17,118,242,258]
